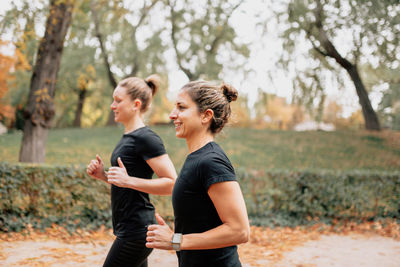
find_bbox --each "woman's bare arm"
[107,154,177,195]
[146,181,250,250]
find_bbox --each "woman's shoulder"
[196,143,236,183]
[136,127,167,155]
[127,126,162,140]
[122,127,165,153]
[197,143,230,165]
[206,142,228,156]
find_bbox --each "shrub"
[0,162,398,231]
[0,162,111,232]
[236,168,400,226]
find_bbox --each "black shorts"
[103,237,153,267]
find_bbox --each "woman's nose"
[169,108,177,120]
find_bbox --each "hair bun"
[221,83,238,102]
[145,74,160,96]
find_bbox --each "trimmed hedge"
[236,168,400,226]
[0,162,399,232]
[0,163,111,232]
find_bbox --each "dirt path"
[273,234,400,267]
[1,234,399,267]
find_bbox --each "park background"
[0,0,399,266]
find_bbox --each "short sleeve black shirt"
[110,126,166,239]
[172,142,241,267]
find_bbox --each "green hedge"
[0,162,399,232]
[0,163,111,232]
[236,168,400,226]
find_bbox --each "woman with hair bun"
[146,80,250,267]
[86,75,177,267]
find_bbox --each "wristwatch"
[171,233,182,251]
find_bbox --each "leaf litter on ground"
[0,219,399,267]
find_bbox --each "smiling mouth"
[174,122,182,129]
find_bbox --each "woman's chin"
[175,132,185,139]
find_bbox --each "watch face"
[172,233,182,243]
[172,233,182,251]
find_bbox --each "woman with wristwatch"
[146,80,250,266]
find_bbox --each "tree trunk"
[318,35,381,130]
[313,0,380,131]
[73,88,87,128]
[346,65,381,130]
[19,0,74,163]
[19,122,49,163]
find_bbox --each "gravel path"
[1,234,400,266]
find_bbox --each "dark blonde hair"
[182,80,238,134]
[118,74,160,112]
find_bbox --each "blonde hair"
[182,80,238,134]
[118,74,160,112]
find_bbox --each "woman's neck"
[186,131,214,154]
[123,115,145,134]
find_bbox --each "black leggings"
[103,237,153,267]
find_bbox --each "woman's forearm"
[126,176,175,195]
[106,155,176,194]
[180,223,249,250]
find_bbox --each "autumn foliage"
[0,220,399,266]
[0,41,16,126]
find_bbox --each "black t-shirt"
[110,126,166,239]
[172,142,241,267]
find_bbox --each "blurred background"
[0,0,399,239]
[0,0,398,135]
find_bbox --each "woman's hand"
[106,157,131,188]
[146,213,174,250]
[86,154,107,182]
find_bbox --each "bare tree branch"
[90,0,117,88]
[136,0,159,29]
[305,27,329,57]
[128,0,159,77]
[168,0,195,80]
[208,1,242,54]
[313,0,353,69]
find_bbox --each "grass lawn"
[0,125,399,171]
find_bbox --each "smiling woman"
[146,80,249,267]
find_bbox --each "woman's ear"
[201,109,214,124]
[132,99,142,111]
